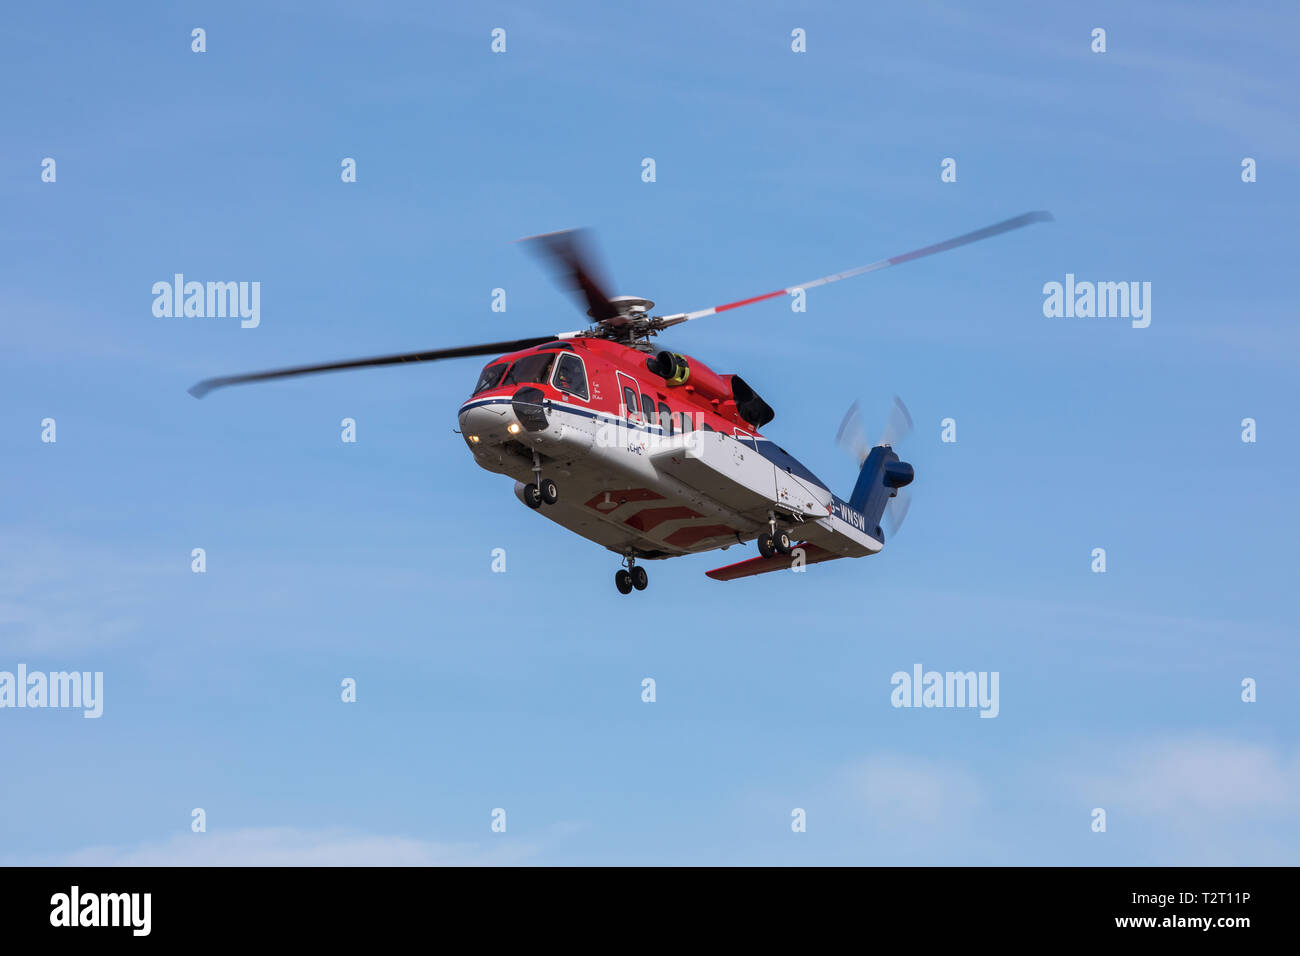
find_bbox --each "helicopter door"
[615,371,642,422]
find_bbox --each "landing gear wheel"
[615,569,633,594]
[630,566,648,591]
[523,482,543,509]
[774,530,792,555]
[540,478,559,505]
[757,532,778,559]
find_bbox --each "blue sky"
[2,1,1297,865]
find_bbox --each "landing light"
[468,434,481,444]
[507,423,522,435]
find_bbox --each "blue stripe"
[460,396,831,491]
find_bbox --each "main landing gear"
[757,513,793,559]
[614,554,649,594]
[523,451,559,510]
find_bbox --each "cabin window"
[641,393,655,426]
[473,363,507,395]
[502,352,555,387]
[622,386,639,420]
[675,410,692,432]
[657,402,673,435]
[551,353,589,400]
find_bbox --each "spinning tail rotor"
[838,396,915,539]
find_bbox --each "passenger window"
[658,402,673,435]
[676,410,692,432]
[552,354,589,400]
[641,393,655,426]
[622,386,639,420]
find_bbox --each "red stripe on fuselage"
[623,506,702,533]
[665,524,737,548]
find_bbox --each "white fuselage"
[458,395,881,561]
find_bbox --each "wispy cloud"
[0,534,151,655]
[851,753,984,825]
[1076,736,1300,818]
[27,827,544,867]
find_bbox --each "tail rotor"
[838,395,916,541]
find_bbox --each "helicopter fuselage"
[456,336,883,578]
[187,212,1057,584]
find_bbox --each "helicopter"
[190,210,1052,592]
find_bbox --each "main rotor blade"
[656,210,1053,327]
[188,335,558,398]
[519,228,621,322]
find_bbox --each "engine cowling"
[646,352,775,429]
[648,351,692,387]
[726,374,775,429]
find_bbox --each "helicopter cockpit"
[472,352,555,397]
[501,352,555,387]
[472,349,589,401]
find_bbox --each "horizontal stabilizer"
[705,543,844,581]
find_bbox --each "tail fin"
[848,446,914,538]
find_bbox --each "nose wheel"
[523,477,559,509]
[614,556,649,594]
[524,453,560,509]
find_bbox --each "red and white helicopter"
[191,211,1051,592]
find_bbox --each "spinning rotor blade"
[519,228,621,322]
[881,395,913,536]
[879,395,913,448]
[188,335,557,398]
[656,210,1053,328]
[886,489,912,537]
[835,401,871,466]
[836,395,914,538]
[835,395,913,460]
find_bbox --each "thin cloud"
[30,826,543,867]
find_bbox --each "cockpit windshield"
[501,352,555,387]
[472,363,507,395]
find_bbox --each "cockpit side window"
[502,352,555,387]
[473,362,507,395]
[551,353,589,400]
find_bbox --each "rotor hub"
[587,295,654,320]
